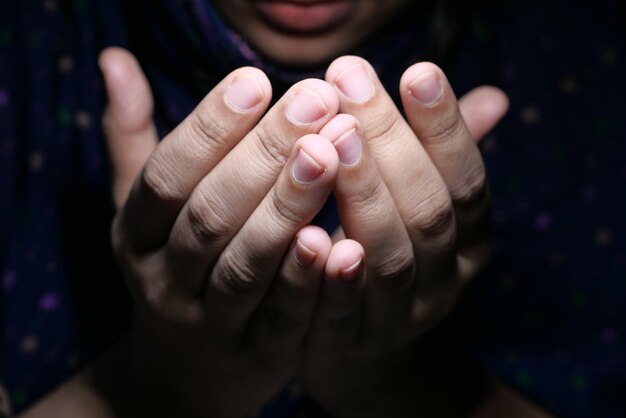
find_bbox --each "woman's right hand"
[99,48,340,418]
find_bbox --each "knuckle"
[141,280,169,316]
[452,170,488,211]
[373,249,416,285]
[268,189,304,233]
[253,124,290,170]
[141,158,183,203]
[214,251,261,298]
[426,112,464,143]
[365,108,404,146]
[189,105,230,150]
[186,190,234,244]
[110,209,152,258]
[141,283,204,326]
[410,296,446,335]
[406,187,455,239]
[344,179,388,220]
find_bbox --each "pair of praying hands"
[100,47,508,418]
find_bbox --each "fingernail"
[225,74,264,112]
[409,71,443,106]
[335,64,374,102]
[287,88,329,125]
[292,148,325,184]
[293,239,318,267]
[340,257,363,282]
[332,128,362,166]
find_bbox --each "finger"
[326,56,454,262]
[167,79,338,284]
[118,66,272,252]
[99,47,158,210]
[319,114,415,342]
[459,86,509,143]
[249,226,332,358]
[205,134,339,338]
[399,62,489,249]
[309,239,365,350]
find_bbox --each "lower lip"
[255,1,356,33]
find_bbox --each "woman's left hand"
[299,56,509,416]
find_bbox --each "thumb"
[458,86,509,143]
[99,47,158,210]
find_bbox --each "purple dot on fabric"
[534,212,553,231]
[39,292,60,311]
[600,328,618,345]
[0,89,9,107]
[3,270,16,289]
[581,186,595,202]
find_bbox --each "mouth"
[253,0,357,35]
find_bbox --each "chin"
[248,31,359,68]
[213,1,411,68]
[260,45,348,68]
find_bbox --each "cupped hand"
[100,47,341,418]
[299,56,509,416]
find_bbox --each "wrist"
[310,339,489,418]
[125,322,216,418]
[69,337,170,418]
[126,320,254,418]
[319,346,422,418]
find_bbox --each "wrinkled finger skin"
[102,47,347,417]
[300,56,508,415]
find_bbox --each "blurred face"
[212,0,412,66]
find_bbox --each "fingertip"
[293,225,332,268]
[99,47,140,88]
[400,61,444,87]
[478,86,510,119]
[298,225,333,251]
[459,85,510,141]
[325,55,371,84]
[296,134,340,179]
[98,47,122,73]
[326,239,365,281]
[400,62,451,108]
[289,78,340,121]
[319,114,363,166]
[225,66,273,112]
[237,66,272,95]
[325,56,377,104]
[319,113,360,142]
[100,47,154,134]
[400,61,447,88]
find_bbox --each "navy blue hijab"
[1,0,626,417]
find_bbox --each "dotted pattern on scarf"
[0,0,625,417]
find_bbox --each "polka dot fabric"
[0,0,624,417]
[451,2,626,417]
[0,0,129,414]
